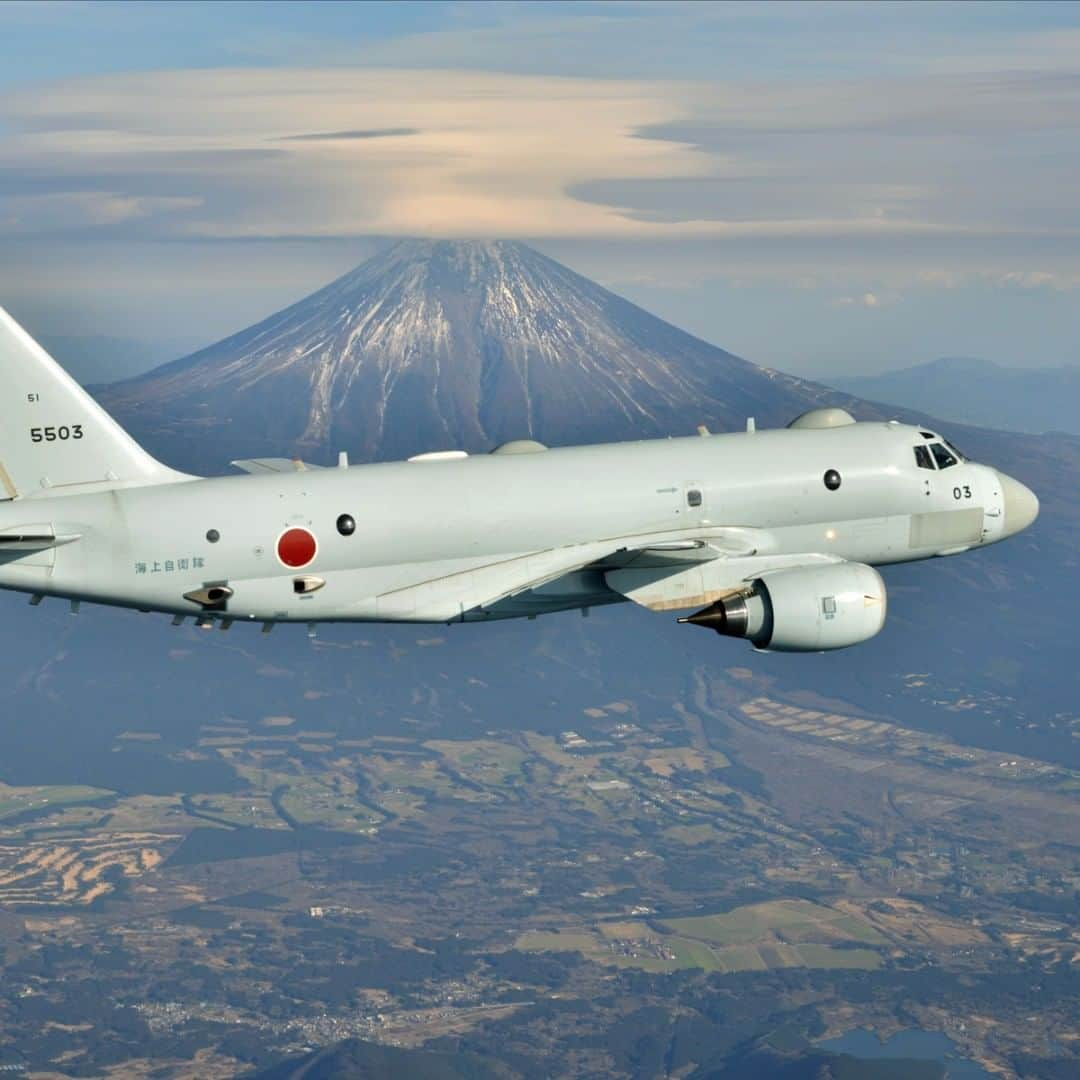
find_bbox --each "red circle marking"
[277,527,318,569]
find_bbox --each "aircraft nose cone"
[998,471,1039,537]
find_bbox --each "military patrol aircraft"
[0,307,1038,652]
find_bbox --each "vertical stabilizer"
[0,307,189,498]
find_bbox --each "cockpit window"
[914,445,935,470]
[944,439,967,462]
[930,442,958,470]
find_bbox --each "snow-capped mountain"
[99,240,857,472]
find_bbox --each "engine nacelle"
[679,562,887,652]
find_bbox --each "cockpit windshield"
[930,442,958,470]
[943,439,967,462]
[914,445,934,470]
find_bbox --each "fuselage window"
[914,445,935,470]
[687,489,702,508]
[930,443,958,470]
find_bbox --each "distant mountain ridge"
[98,240,863,473]
[823,356,1080,436]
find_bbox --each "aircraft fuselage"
[0,419,1036,628]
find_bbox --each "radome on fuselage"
[0,307,1038,653]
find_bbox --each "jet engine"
[679,562,887,652]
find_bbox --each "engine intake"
[679,562,887,652]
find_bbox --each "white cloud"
[2,62,1077,256]
[0,190,201,231]
[918,268,961,289]
[1,68,712,240]
[997,269,1079,291]
[918,267,1080,292]
[0,58,1076,306]
[829,290,902,310]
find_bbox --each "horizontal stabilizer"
[0,525,80,552]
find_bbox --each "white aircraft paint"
[0,307,1039,652]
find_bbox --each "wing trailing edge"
[372,526,773,622]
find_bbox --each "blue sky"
[1,1,1078,375]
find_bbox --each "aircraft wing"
[591,527,841,614]
[593,527,760,568]
[373,525,788,621]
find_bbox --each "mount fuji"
[99,239,860,473]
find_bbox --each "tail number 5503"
[31,425,84,443]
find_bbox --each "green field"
[794,944,880,969]
[668,938,720,970]
[278,781,381,832]
[517,931,599,954]
[189,794,287,830]
[0,785,112,821]
[517,906,883,975]
[425,740,528,787]
[662,899,885,947]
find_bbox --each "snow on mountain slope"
[99,240,857,471]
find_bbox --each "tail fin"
[0,307,188,499]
